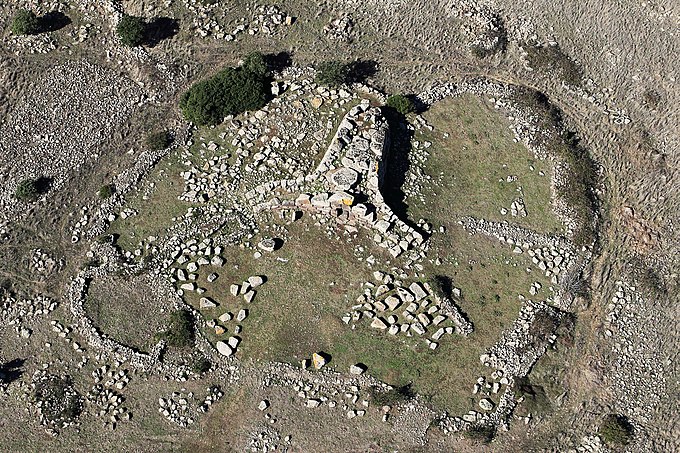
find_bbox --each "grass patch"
[600,414,634,446]
[84,276,170,352]
[411,94,563,234]
[108,151,190,251]
[180,214,533,414]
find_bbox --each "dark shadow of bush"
[347,59,378,84]
[144,17,180,47]
[264,51,293,73]
[0,358,25,384]
[39,11,71,32]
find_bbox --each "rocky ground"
[0,0,677,452]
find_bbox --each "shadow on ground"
[144,17,180,47]
[40,12,72,32]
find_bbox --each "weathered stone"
[371,317,388,329]
[312,352,328,369]
[218,312,232,322]
[258,238,277,252]
[199,297,217,308]
[409,282,427,301]
[350,364,366,375]
[216,341,234,357]
[227,336,240,349]
[479,398,495,411]
[247,275,265,287]
[180,282,196,291]
[385,296,401,311]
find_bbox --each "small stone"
[312,352,328,369]
[349,364,366,375]
[479,398,495,411]
[216,341,234,357]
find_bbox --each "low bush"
[15,178,40,201]
[117,14,145,47]
[428,275,453,299]
[470,19,508,59]
[315,60,350,87]
[386,94,416,115]
[242,52,268,78]
[160,310,195,347]
[368,384,414,406]
[11,9,41,35]
[98,184,115,199]
[33,375,83,424]
[600,414,633,446]
[145,130,172,150]
[180,62,268,126]
[463,424,496,444]
[191,357,211,374]
[512,88,598,247]
[524,43,583,87]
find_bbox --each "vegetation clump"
[463,423,496,444]
[524,43,583,86]
[145,130,172,150]
[179,57,269,126]
[315,60,350,87]
[470,18,508,58]
[368,384,414,406]
[33,375,83,426]
[600,414,634,446]
[191,357,211,374]
[386,94,416,115]
[159,310,195,347]
[11,9,41,35]
[428,275,453,300]
[117,14,146,47]
[98,184,115,199]
[14,178,42,201]
[513,88,598,247]
[242,51,268,78]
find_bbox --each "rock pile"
[480,300,561,377]
[343,273,472,349]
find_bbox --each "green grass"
[178,214,540,414]
[413,94,562,235]
[108,152,191,251]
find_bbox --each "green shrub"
[600,414,633,446]
[428,275,452,299]
[11,9,41,35]
[117,14,145,47]
[243,52,268,78]
[463,424,496,444]
[368,384,414,406]
[470,19,508,58]
[180,64,268,126]
[386,94,415,115]
[98,184,115,199]
[315,61,350,87]
[160,310,195,347]
[512,88,597,247]
[146,130,172,150]
[15,178,40,201]
[191,357,211,374]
